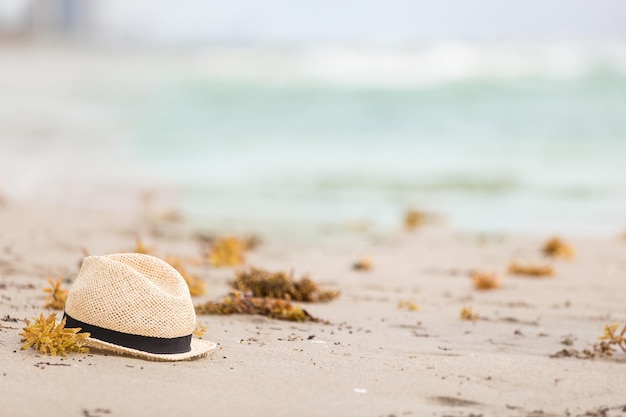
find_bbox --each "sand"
[1,202,625,417]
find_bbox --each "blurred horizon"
[1,1,625,239]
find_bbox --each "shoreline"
[1,201,625,417]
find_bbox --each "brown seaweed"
[132,236,156,255]
[195,292,322,322]
[404,209,426,231]
[231,267,339,302]
[593,323,626,357]
[470,271,501,290]
[207,236,246,267]
[193,322,207,337]
[43,277,68,310]
[542,237,575,260]
[460,306,479,321]
[508,261,555,278]
[352,257,373,272]
[397,300,420,311]
[551,324,626,359]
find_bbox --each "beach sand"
[1,202,625,417]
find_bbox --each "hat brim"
[83,336,216,362]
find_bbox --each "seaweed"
[20,313,90,356]
[43,277,68,310]
[352,257,373,271]
[460,306,479,321]
[404,209,426,231]
[470,271,501,290]
[551,324,626,359]
[550,348,594,359]
[508,261,555,278]
[593,323,626,357]
[397,300,420,311]
[155,209,182,223]
[197,233,261,250]
[231,267,339,302]
[165,255,206,296]
[207,236,246,267]
[193,323,207,337]
[197,266,335,322]
[132,236,156,255]
[195,291,322,322]
[542,237,575,260]
[241,235,262,251]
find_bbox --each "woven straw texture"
[65,253,215,361]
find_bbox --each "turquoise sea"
[1,42,625,237]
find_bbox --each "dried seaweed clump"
[508,261,555,278]
[470,271,501,290]
[593,323,626,357]
[196,233,261,250]
[231,267,339,302]
[542,237,575,260]
[404,210,426,231]
[20,313,90,356]
[460,306,479,321]
[193,323,207,337]
[44,277,68,310]
[133,236,156,255]
[165,255,206,296]
[397,300,420,311]
[551,324,626,360]
[352,257,373,272]
[550,348,595,359]
[195,292,321,322]
[241,235,262,251]
[208,236,246,267]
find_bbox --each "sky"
[95,0,626,44]
[1,0,625,43]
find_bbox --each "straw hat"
[63,253,216,361]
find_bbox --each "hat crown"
[65,253,196,338]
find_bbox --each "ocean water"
[1,42,625,237]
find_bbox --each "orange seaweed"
[508,261,555,278]
[542,237,575,260]
[470,271,501,290]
